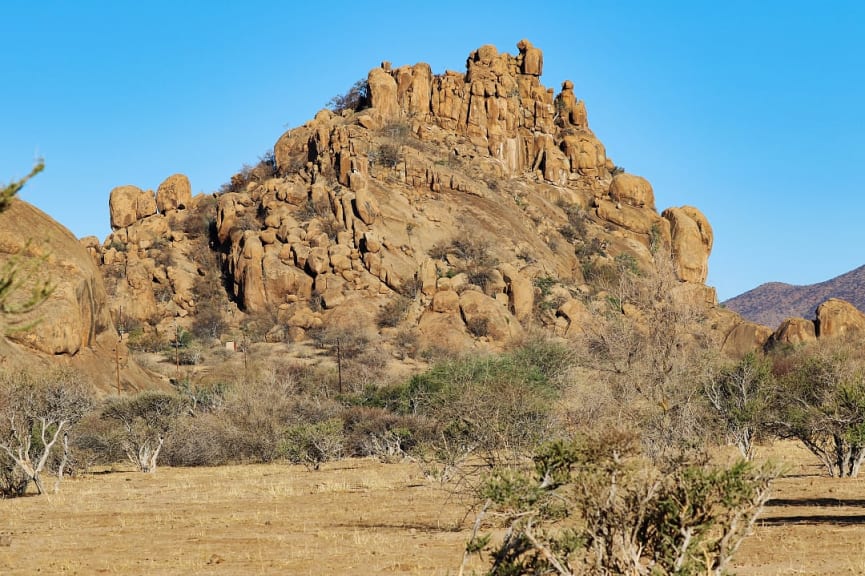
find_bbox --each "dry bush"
[340,406,435,461]
[769,340,865,477]
[0,368,93,496]
[327,79,369,113]
[468,429,778,576]
[162,370,342,467]
[377,295,411,328]
[574,254,714,462]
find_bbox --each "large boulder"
[770,317,817,347]
[156,173,192,213]
[662,206,713,283]
[109,185,157,229]
[815,298,865,339]
[0,200,161,393]
[609,173,655,210]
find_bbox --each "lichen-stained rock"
[156,173,192,213]
[609,173,655,210]
[109,185,157,229]
[663,206,713,283]
[815,298,865,339]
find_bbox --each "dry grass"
[0,459,478,576]
[2,442,865,575]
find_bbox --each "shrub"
[0,368,93,496]
[280,418,345,470]
[99,391,185,473]
[403,345,567,466]
[371,143,402,168]
[466,429,778,576]
[327,79,369,113]
[770,341,865,477]
[377,295,411,328]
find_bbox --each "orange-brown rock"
[609,173,655,210]
[721,321,772,358]
[109,185,157,229]
[156,173,192,213]
[0,200,161,393]
[815,298,865,339]
[771,317,817,346]
[662,206,713,283]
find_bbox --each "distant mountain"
[723,265,865,328]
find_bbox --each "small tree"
[771,342,865,477]
[101,391,185,473]
[0,369,92,496]
[704,352,773,460]
[326,79,369,113]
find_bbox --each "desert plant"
[0,368,92,496]
[770,341,865,477]
[704,352,773,460]
[327,79,369,113]
[100,391,186,473]
[377,295,411,328]
[1,160,43,212]
[371,143,402,168]
[404,343,569,469]
[467,429,777,576]
[280,418,345,470]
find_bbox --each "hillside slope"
[723,265,865,328]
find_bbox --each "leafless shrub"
[0,368,93,496]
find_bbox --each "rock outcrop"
[93,41,729,355]
[0,199,161,393]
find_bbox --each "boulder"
[368,66,399,121]
[156,173,192,213]
[662,206,713,283]
[721,321,772,358]
[609,173,655,210]
[109,185,157,229]
[0,200,161,393]
[815,298,865,339]
[459,290,522,343]
[770,317,816,346]
[499,263,533,321]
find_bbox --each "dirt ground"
[1,442,865,575]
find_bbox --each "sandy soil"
[2,442,865,575]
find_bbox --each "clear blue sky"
[3,1,864,301]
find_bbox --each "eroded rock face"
[0,200,160,393]
[662,206,713,283]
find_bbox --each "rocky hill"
[7,40,862,395]
[723,265,865,328]
[82,40,779,365]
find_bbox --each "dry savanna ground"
[1,442,865,575]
